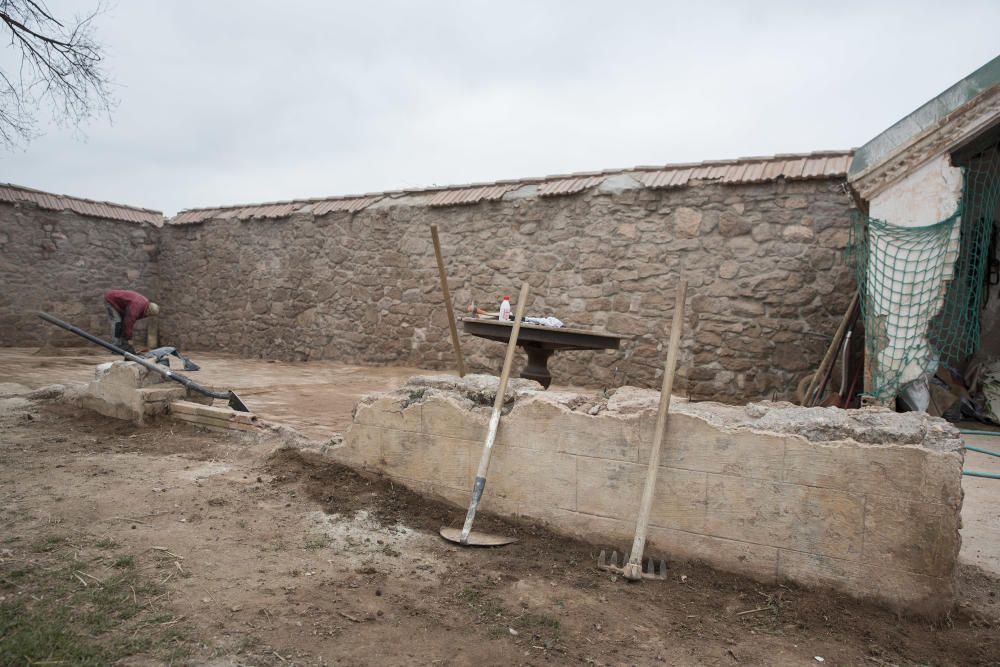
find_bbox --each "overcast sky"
[2,1,999,215]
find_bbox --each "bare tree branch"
[0,0,113,148]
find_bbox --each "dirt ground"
[2,346,998,579]
[0,347,427,439]
[1,390,999,666]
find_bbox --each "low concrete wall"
[334,375,964,615]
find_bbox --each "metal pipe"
[964,470,1000,479]
[959,428,1000,437]
[37,312,249,412]
[965,444,1000,458]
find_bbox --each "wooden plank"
[171,412,261,432]
[172,415,260,433]
[170,400,257,424]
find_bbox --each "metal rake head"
[597,549,668,581]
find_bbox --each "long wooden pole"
[458,282,529,544]
[623,280,686,581]
[802,291,859,407]
[430,225,466,377]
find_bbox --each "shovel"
[598,280,687,580]
[440,282,529,547]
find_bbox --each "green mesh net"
[849,144,1000,399]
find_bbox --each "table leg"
[520,343,553,389]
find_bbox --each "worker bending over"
[103,290,159,354]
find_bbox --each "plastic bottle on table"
[499,295,511,321]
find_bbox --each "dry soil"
[1,394,998,666]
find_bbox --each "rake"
[598,280,686,581]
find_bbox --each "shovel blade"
[439,526,517,547]
[227,391,250,413]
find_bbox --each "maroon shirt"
[103,290,151,339]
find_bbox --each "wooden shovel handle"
[460,282,529,543]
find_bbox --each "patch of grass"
[520,612,560,630]
[459,587,484,605]
[0,534,190,665]
[30,534,66,553]
[304,534,330,550]
[400,388,427,408]
[95,537,119,549]
[113,554,135,570]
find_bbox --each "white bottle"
[499,295,511,321]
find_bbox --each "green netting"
[848,144,1000,399]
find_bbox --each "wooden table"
[460,317,628,389]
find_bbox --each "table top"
[460,317,627,351]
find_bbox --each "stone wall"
[0,202,159,346]
[157,178,854,402]
[334,375,965,615]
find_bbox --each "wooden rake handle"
[459,282,530,544]
[624,280,687,580]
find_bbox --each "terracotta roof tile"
[169,150,852,223]
[538,175,605,197]
[311,196,382,215]
[0,183,162,224]
[427,184,517,207]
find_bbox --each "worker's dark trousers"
[105,303,125,347]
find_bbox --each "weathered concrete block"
[647,526,779,582]
[861,494,961,577]
[420,396,486,441]
[81,361,169,424]
[354,394,423,433]
[489,444,577,511]
[380,428,473,490]
[705,475,864,560]
[502,398,641,461]
[639,411,787,481]
[777,550,953,617]
[519,504,633,545]
[783,437,964,506]
[338,376,964,615]
[332,423,382,469]
[577,458,707,532]
[139,386,187,417]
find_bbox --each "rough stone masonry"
[0,202,159,346]
[156,178,854,403]
[1,163,854,404]
[334,375,964,615]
